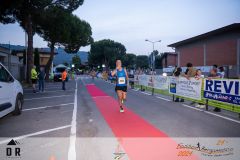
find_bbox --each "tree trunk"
[45,43,55,80]
[26,14,34,83]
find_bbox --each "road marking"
[182,104,240,124]
[132,89,139,92]
[24,87,61,90]
[25,95,73,101]
[24,90,75,94]
[141,92,152,96]
[22,103,74,111]
[156,96,171,102]
[205,111,240,124]
[0,125,71,145]
[68,80,78,160]
[182,104,204,112]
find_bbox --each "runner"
[111,60,128,113]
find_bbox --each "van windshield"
[56,67,66,73]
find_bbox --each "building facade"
[168,23,240,78]
[0,45,23,80]
[160,52,177,68]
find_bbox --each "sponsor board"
[204,79,240,105]
[153,76,169,90]
[169,77,202,100]
[138,75,149,87]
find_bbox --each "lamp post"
[145,39,161,73]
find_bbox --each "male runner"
[111,60,128,113]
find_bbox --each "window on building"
[0,56,5,63]
[0,65,13,82]
[40,58,44,64]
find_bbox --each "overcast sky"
[0,0,239,55]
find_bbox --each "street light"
[145,39,161,73]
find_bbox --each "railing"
[132,75,240,116]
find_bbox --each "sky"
[0,0,240,55]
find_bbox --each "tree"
[63,62,69,67]
[155,55,162,69]
[72,55,81,69]
[63,16,93,53]
[122,53,137,69]
[34,48,40,72]
[0,0,84,82]
[36,6,92,79]
[136,55,149,69]
[89,39,126,69]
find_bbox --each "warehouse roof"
[168,23,240,48]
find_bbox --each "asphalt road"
[0,76,239,160]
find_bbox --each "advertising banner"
[153,76,169,90]
[169,77,202,100]
[204,79,240,105]
[138,75,150,87]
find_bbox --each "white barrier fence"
[134,75,240,106]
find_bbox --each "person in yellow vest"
[31,65,38,93]
[62,69,68,91]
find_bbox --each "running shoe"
[120,106,124,113]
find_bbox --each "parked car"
[53,67,69,82]
[0,62,24,118]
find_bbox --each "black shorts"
[115,86,127,92]
[31,79,37,84]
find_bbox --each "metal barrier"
[133,75,240,115]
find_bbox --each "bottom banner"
[0,137,239,160]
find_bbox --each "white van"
[0,62,23,118]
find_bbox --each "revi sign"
[204,79,240,105]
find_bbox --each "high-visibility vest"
[62,71,67,81]
[31,69,38,79]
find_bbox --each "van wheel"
[13,94,23,115]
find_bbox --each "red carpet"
[86,84,199,160]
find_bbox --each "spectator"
[195,69,205,108]
[213,64,218,70]
[218,66,225,78]
[174,67,182,77]
[38,67,46,92]
[208,68,220,80]
[174,67,184,102]
[195,69,204,80]
[172,65,178,76]
[61,69,67,91]
[208,68,221,112]
[185,68,189,75]
[184,63,196,80]
[31,65,38,93]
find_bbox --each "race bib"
[118,77,126,84]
